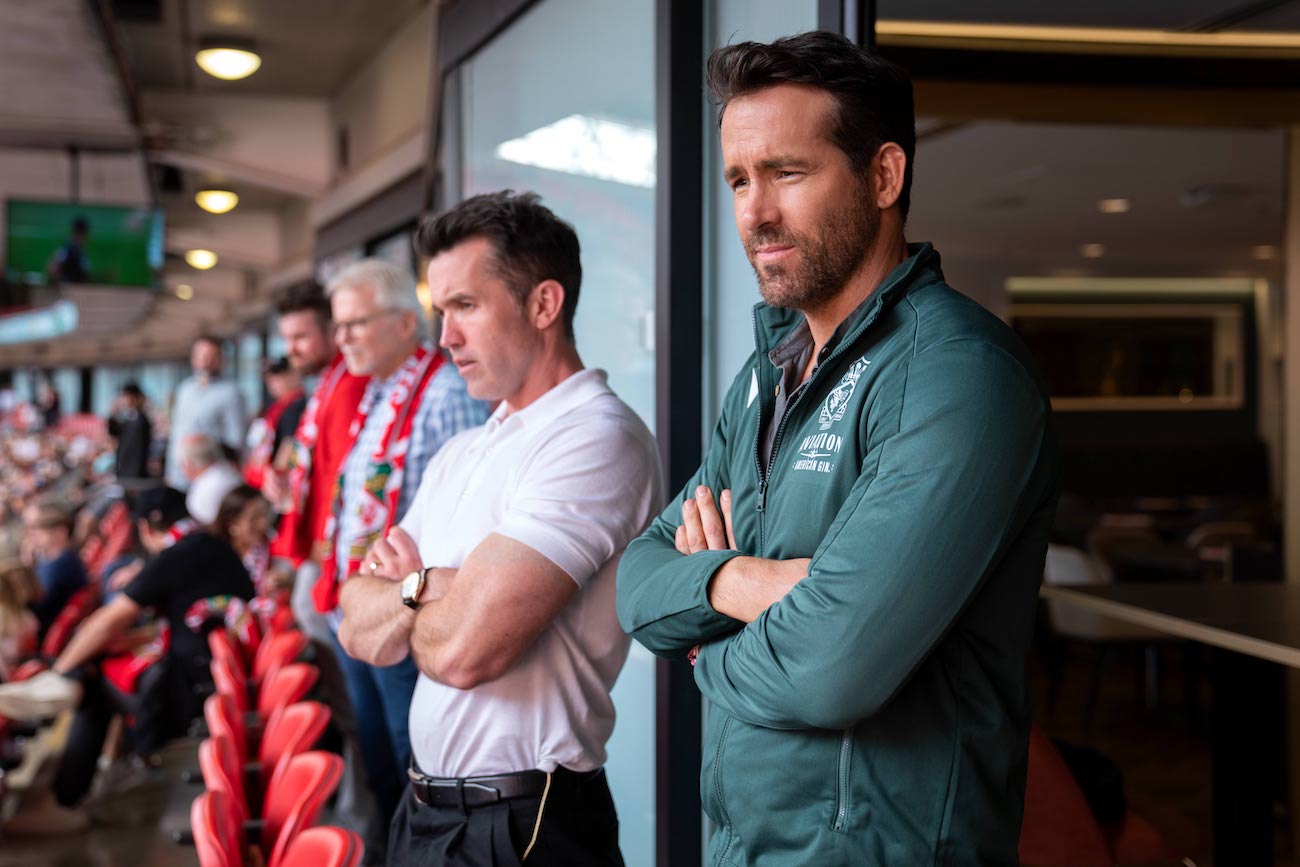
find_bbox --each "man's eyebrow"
[758,155,814,170]
[724,155,815,179]
[440,289,475,305]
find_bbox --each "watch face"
[401,570,420,600]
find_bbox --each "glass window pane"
[704,0,818,421]
[455,1,655,862]
[458,0,655,431]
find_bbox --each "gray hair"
[179,433,222,470]
[326,258,428,333]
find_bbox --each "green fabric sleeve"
[617,368,751,658]
[693,341,1051,730]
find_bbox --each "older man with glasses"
[321,258,488,859]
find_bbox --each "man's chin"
[757,280,803,310]
[341,358,369,377]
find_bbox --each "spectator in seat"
[180,434,243,525]
[0,485,264,834]
[0,558,39,681]
[22,499,88,636]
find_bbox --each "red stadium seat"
[211,651,251,714]
[90,502,134,579]
[259,701,330,794]
[262,751,343,861]
[252,630,307,683]
[9,659,48,682]
[209,628,242,672]
[204,693,248,763]
[40,586,98,657]
[199,734,248,823]
[256,663,317,719]
[1019,724,1186,866]
[191,789,243,867]
[276,826,363,867]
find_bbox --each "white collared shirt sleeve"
[495,415,662,587]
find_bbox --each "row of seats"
[192,625,359,867]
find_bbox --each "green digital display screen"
[6,199,164,288]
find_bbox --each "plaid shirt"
[333,355,488,586]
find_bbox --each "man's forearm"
[707,556,810,623]
[337,575,416,666]
[408,600,452,682]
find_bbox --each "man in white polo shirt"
[337,191,661,866]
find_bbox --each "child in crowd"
[22,499,89,635]
[0,558,39,680]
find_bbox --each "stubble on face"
[745,173,879,312]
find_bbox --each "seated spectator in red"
[0,558,39,680]
[22,499,88,635]
[0,485,265,833]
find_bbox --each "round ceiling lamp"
[195,189,239,214]
[195,38,262,81]
[186,249,218,270]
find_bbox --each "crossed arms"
[616,342,1052,731]
[337,528,577,689]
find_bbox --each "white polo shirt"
[400,369,662,777]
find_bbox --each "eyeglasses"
[332,308,400,337]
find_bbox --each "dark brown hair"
[29,500,73,534]
[416,191,583,341]
[273,278,332,323]
[208,485,264,544]
[0,558,39,636]
[706,30,916,221]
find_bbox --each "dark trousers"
[53,662,186,806]
[387,767,624,867]
[328,626,419,862]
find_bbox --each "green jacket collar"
[751,241,943,357]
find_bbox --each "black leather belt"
[409,766,564,809]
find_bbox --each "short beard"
[745,179,879,312]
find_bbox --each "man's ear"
[397,309,421,342]
[528,279,566,332]
[873,142,907,211]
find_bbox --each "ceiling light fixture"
[195,38,262,81]
[1080,243,1105,259]
[185,249,218,270]
[1252,245,1278,260]
[1097,198,1130,214]
[195,189,239,214]
[176,284,194,300]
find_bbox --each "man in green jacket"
[617,31,1060,866]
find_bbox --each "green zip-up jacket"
[617,243,1059,866]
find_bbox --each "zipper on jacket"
[832,730,853,831]
[749,293,892,552]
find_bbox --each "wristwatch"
[400,568,429,610]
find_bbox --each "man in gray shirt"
[165,335,247,490]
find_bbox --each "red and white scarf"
[275,355,351,564]
[164,518,201,548]
[313,344,443,612]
